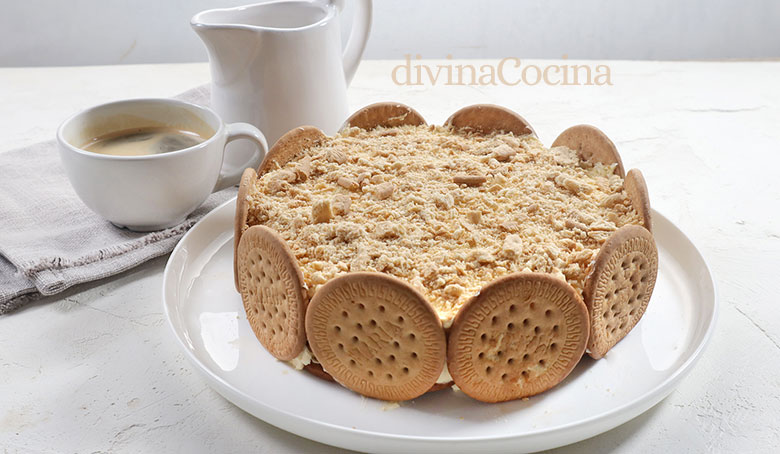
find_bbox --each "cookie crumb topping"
[246,125,642,324]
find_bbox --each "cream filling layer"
[289,346,313,370]
[437,361,453,384]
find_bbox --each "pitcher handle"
[213,123,268,192]
[337,0,372,86]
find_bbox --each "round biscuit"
[305,272,446,401]
[552,125,625,177]
[341,102,427,131]
[237,225,307,361]
[584,225,658,359]
[445,104,536,137]
[258,126,326,176]
[448,273,589,403]
[234,167,257,291]
[624,168,652,232]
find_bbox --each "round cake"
[234,103,658,403]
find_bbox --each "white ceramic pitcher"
[192,0,372,147]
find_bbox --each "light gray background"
[2,0,779,67]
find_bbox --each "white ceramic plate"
[163,198,716,453]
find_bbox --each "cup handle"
[213,122,268,192]
[340,0,372,86]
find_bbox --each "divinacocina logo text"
[392,55,613,87]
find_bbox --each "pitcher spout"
[192,24,256,86]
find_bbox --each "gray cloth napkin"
[0,84,235,315]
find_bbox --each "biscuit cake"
[234,103,658,403]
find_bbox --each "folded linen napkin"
[0,85,235,315]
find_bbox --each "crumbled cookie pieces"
[246,125,642,325]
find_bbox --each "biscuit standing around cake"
[236,225,308,361]
[584,225,658,359]
[445,104,536,137]
[553,124,625,177]
[234,167,257,291]
[342,102,426,130]
[624,168,652,232]
[448,273,589,403]
[258,126,325,175]
[305,273,447,401]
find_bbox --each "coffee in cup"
[57,98,268,231]
[82,126,209,156]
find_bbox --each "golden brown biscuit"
[305,272,446,401]
[258,126,326,176]
[584,225,658,359]
[624,168,652,232]
[237,225,307,361]
[446,104,536,137]
[448,273,589,403]
[342,102,427,131]
[234,167,257,291]
[552,125,625,177]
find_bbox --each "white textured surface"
[1,60,779,452]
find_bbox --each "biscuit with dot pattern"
[237,225,307,361]
[448,273,589,403]
[234,167,257,291]
[552,125,625,177]
[584,224,658,359]
[446,104,536,137]
[305,272,446,401]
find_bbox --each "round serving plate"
[162,198,716,453]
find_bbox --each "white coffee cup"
[57,98,267,231]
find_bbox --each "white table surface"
[1,60,778,453]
